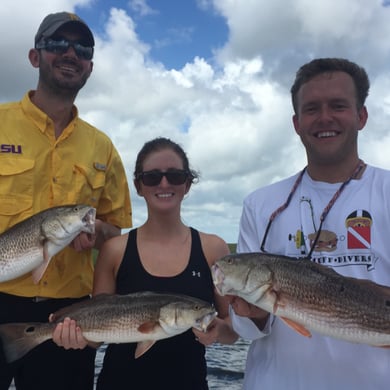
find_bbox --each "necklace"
[260,160,366,257]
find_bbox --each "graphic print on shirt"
[288,201,377,271]
[289,229,338,254]
[0,144,22,154]
[308,229,338,252]
[345,210,372,249]
[289,229,306,255]
[290,196,339,254]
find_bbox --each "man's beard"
[39,59,89,99]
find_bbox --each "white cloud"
[128,0,157,16]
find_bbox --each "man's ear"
[28,48,40,68]
[292,114,301,135]
[357,105,368,131]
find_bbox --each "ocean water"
[94,339,249,389]
[10,339,249,389]
[205,338,249,389]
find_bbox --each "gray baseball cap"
[35,12,94,46]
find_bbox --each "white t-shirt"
[233,165,390,390]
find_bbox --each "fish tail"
[0,322,51,362]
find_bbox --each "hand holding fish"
[228,296,270,331]
[193,316,225,346]
[70,233,96,252]
[51,317,89,350]
[70,219,121,252]
[193,315,239,346]
[192,320,217,346]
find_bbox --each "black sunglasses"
[136,169,190,186]
[35,38,94,60]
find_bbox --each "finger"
[71,236,82,252]
[67,319,78,346]
[70,320,88,348]
[60,317,73,349]
[52,322,64,345]
[77,233,96,251]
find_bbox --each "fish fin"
[138,322,159,334]
[42,239,50,262]
[0,322,51,362]
[31,260,51,284]
[134,340,156,358]
[280,317,312,338]
[31,242,52,284]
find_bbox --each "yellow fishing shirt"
[0,92,132,298]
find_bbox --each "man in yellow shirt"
[0,12,132,390]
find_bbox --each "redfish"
[0,291,217,362]
[0,205,95,283]
[212,252,390,346]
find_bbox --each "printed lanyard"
[260,160,366,257]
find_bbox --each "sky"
[1,0,390,243]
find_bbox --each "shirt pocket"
[72,164,106,207]
[0,158,34,229]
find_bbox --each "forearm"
[93,221,121,250]
[216,319,239,344]
[230,305,272,341]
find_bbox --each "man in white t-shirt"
[230,58,390,390]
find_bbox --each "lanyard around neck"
[260,160,366,257]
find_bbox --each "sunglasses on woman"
[136,169,190,186]
[35,38,94,60]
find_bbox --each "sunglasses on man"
[136,169,190,186]
[35,38,94,60]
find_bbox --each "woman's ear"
[184,181,192,194]
[134,179,142,196]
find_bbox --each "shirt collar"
[21,91,79,137]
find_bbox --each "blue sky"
[76,0,228,69]
[2,1,390,242]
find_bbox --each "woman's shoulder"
[197,230,229,265]
[99,232,129,260]
[104,231,129,246]
[197,230,226,245]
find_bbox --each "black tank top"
[97,228,214,390]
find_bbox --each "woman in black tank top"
[52,137,238,390]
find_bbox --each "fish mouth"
[83,208,96,234]
[194,310,218,332]
[211,264,225,295]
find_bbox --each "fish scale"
[212,252,390,346]
[270,258,390,328]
